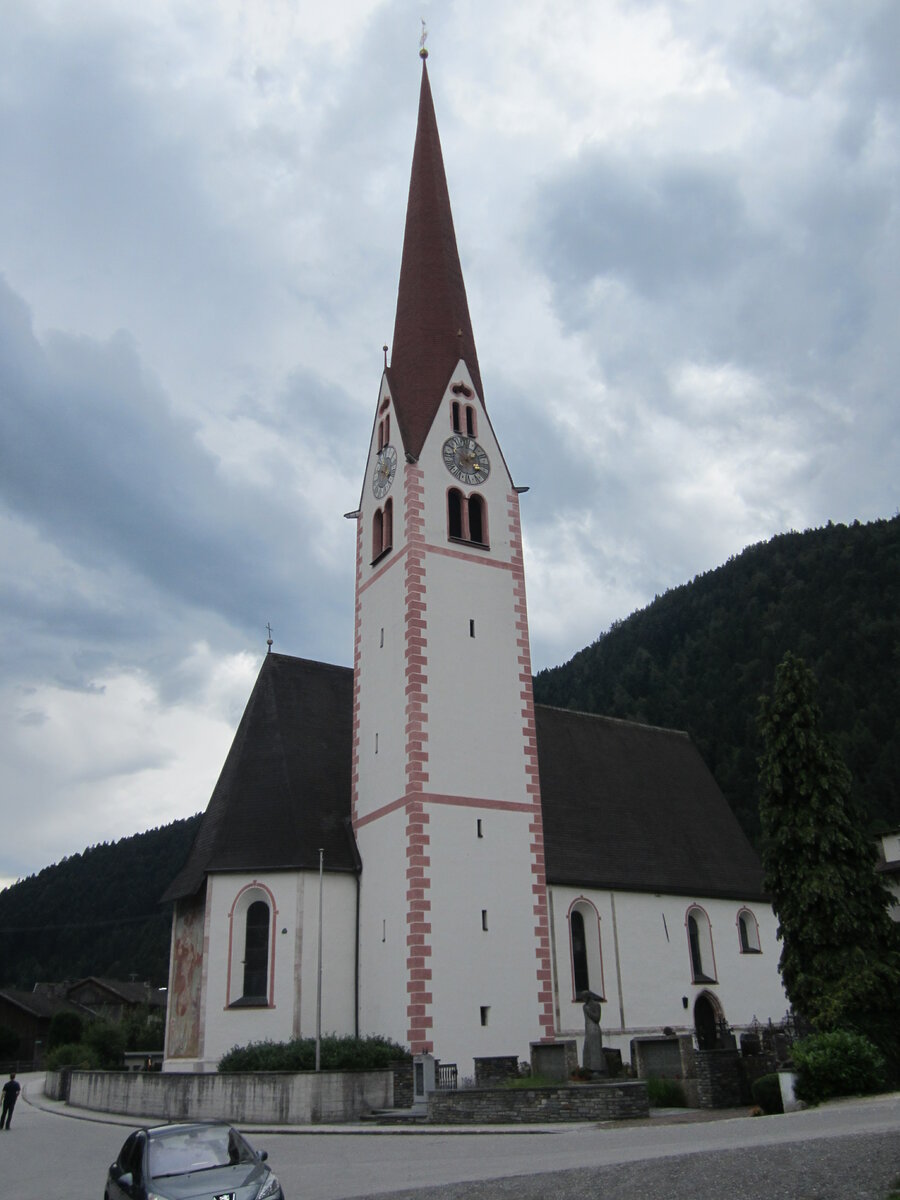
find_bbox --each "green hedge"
[217,1034,411,1073]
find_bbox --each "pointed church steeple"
[387,57,484,461]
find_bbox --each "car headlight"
[257,1171,282,1199]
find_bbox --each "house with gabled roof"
[162,52,786,1077]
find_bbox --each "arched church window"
[737,908,761,953]
[465,404,476,437]
[687,906,717,983]
[243,900,270,1000]
[451,400,461,432]
[568,899,604,999]
[372,508,384,560]
[227,883,276,1008]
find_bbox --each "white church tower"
[351,53,555,1072]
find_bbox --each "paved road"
[5,1076,899,1200]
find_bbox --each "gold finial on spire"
[266,622,274,653]
[419,19,428,58]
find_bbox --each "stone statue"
[579,989,608,1075]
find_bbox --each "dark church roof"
[165,654,764,904]
[162,654,356,902]
[386,59,484,461]
[537,705,766,901]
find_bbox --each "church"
[162,54,787,1078]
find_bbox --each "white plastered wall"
[549,885,788,1064]
[183,870,357,1070]
[356,807,412,1046]
[427,804,544,1078]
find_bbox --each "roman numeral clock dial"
[372,444,397,499]
[442,435,491,485]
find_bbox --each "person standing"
[1,1072,21,1129]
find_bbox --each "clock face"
[372,444,397,499]
[442,435,491,485]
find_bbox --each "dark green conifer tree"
[757,652,900,1071]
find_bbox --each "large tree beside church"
[757,652,900,1069]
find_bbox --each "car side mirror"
[258,1150,268,1162]
[117,1171,134,1188]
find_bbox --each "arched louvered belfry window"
[383,497,393,551]
[243,900,270,1000]
[448,488,464,539]
[447,489,488,546]
[468,493,485,544]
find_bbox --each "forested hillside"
[0,815,200,989]
[534,516,900,845]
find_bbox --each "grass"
[503,1073,559,1089]
[645,1076,688,1107]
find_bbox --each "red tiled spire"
[386,58,484,461]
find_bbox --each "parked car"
[105,1120,284,1199]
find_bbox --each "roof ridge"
[534,701,691,738]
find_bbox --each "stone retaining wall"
[694,1049,745,1108]
[428,1080,649,1124]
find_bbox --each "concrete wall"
[46,1069,393,1124]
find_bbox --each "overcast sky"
[1,0,897,890]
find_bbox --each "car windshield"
[149,1126,256,1177]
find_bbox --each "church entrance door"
[694,992,720,1049]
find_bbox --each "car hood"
[151,1160,271,1199]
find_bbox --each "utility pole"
[315,847,324,1071]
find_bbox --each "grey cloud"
[534,154,752,300]
[0,277,354,690]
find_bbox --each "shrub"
[218,1034,411,1073]
[646,1076,687,1107]
[751,1073,783,1114]
[84,1019,126,1068]
[45,1042,95,1071]
[792,1030,886,1106]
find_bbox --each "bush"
[645,1076,687,1107]
[751,1073,783,1114]
[45,1042,95,1071]
[218,1034,411,1073]
[792,1030,886,1106]
[84,1019,126,1068]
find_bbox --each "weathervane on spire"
[419,19,428,58]
[266,622,274,653]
